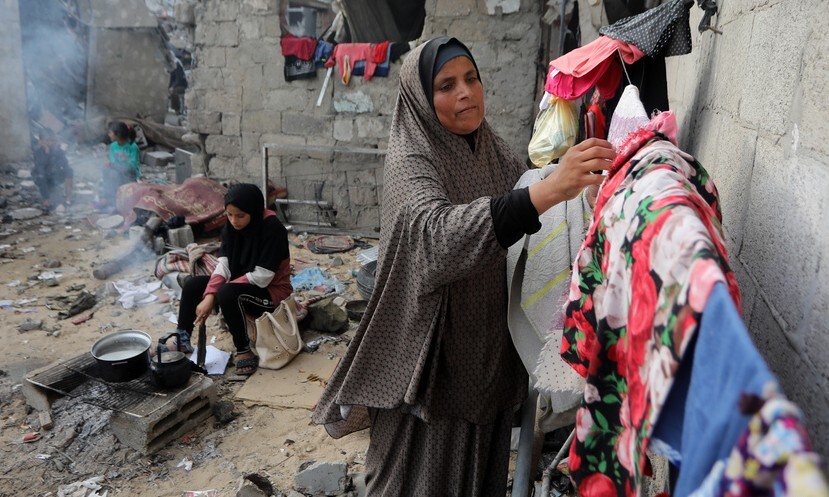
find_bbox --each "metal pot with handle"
[90,329,151,382]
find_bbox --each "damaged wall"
[667,1,829,456]
[0,0,33,163]
[82,0,170,123]
[187,0,541,229]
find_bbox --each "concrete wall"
[84,0,169,123]
[0,0,33,163]
[187,0,541,229]
[86,28,170,123]
[666,0,829,456]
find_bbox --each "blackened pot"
[90,329,151,382]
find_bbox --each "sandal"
[235,354,259,376]
[152,330,195,357]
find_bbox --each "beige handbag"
[252,297,303,370]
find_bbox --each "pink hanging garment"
[545,36,644,100]
[324,44,377,83]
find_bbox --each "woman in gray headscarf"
[312,37,615,495]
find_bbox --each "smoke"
[18,0,88,125]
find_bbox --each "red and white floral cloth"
[560,120,740,495]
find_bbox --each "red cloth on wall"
[373,41,391,63]
[281,32,318,61]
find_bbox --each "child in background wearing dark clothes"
[32,129,74,210]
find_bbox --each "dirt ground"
[0,151,373,496]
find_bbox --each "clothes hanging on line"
[280,32,318,61]
[600,0,693,57]
[324,43,377,83]
[545,36,644,100]
[560,110,740,495]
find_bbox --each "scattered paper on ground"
[189,345,230,375]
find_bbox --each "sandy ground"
[0,151,372,496]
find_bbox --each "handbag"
[252,297,303,370]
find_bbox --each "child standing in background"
[101,121,140,211]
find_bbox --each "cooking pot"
[149,332,192,389]
[91,329,151,382]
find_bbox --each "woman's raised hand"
[528,138,616,214]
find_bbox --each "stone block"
[282,113,333,138]
[259,14,281,38]
[435,0,477,16]
[740,137,822,333]
[201,47,226,68]
[195,21,239,47]
[263,89,313,112]
[238,40,279,66]
[168,225,195,248]
[799,25,829,157]
[283,159,333,179]
[356,117,390,139]
[208,156,243,178]
[333,119,354,142]
[222,113,241,136]
[110,376,216,454]
[188,111,222,134]
[175,2,196,24]
[191,67,224,91]
[190,153,207,175]
[239,18,261,41]
[240,0,272,14]
[144,151,174,168]
[241,132,261,156]
[333,90,374,114]
[805,260,829,389]
[200,1,239,22]
[708,115,757,250]
[294,460,349,496]
[740,2,811,135]
[708,13,753,118]
[205,135,241,157]
[205,88,242,113]
[215,22,240,47]
[346,170,379,206]
[466,42,498,70]
[241,110,282,133]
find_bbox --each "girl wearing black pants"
[166,183,293,376]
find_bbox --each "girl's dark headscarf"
[221,183,283,279]
[418,37,480,150]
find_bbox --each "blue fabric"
[651,282,777,496]
[314,40,334,68]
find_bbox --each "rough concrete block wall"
[188,0,541,229]
[666,0,829,456]
[87,29,169,123]
[0,0,33,163]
